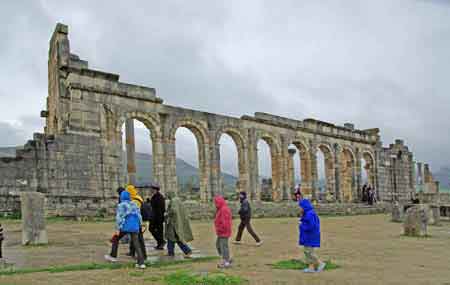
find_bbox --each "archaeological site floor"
[1,214,449,284]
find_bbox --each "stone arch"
[340,146,356,202]
[255,131,282,201]
[115,111,162,141]
[114,111,163,189]
[169,118,211,201]
[289,138,313,197]
[316,142,335,198]
[215,127,249,193]
[361,149,376,189]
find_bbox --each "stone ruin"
[403,204,429,237]
[0,23,440,217]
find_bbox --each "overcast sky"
[1,1,449,177]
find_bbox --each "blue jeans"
[167,239,192,256]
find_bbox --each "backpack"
[141,202,153,222]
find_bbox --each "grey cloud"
[0,0,449,176]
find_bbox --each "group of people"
[361,184,377,205]
[104,183,325,273]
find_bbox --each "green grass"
[272,259,339,271]
[163,270,247,285]
[0,256,218,276]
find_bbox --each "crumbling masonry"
[0,24,439,216]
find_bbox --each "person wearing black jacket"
[149,183,166,250]
[233,191,263,246]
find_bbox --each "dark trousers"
[110,231,145,265]
[235,218,260,242]
[129,229,147,259]
[167,239,192,256]
[150,221,165,247]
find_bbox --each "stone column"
[151,136,165,190]
[287,148,297,192]
[162,137,177,196]
[355,149,362,201]
[125,119,137,185]
[247,129,260,200]
[210,143,222,196]
[309,145,319,201]
[334,144,341,202]
[21,192,48,245]
[417,162,423,188]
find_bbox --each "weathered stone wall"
[0,23,433,216]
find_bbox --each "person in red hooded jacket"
[214,195,232,268]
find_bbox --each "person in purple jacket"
[298,199,326,273]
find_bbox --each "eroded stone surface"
[21,192,48,245]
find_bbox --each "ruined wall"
[0,23,429,216]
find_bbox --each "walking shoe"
[303,268,316,273]
[232,240,242,245]
[217,261,231,269]
[184,251,193,258]
[316,262,326,272]
[256,240,264,247]
[104,255,117,262]
[135,264,146,269]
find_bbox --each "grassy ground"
[1,215,450,284]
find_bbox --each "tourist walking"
[361,184,368,203]
[298,199,325,273]
[214,196,232,268]
[0,223,4,259]
[126,185,147,260]
[150,183,166,250]
[104,191,146,269]
[233,191,263,246]
[165,193,193,257]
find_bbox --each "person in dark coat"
[0,223,4,259]
[361,184,368,203]
[233,191,263,246]
[149,183,166,250]
[298,199,325,273]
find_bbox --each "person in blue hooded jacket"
[298,199,325,273]
[104,191,146,269]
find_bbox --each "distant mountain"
[0,147,20,157]
[125,152,239,191]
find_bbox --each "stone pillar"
[210,143,222,196]
[125,119,137,185]
[162,137,177,196]
[152,136,165,190]
[309,145,318,201]
[417,162,423,189]
[287,148,296,193]
[334,144,341,202]
[21,192,48,245]
[355,149,362,201]
[247,130,260,200]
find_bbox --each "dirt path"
[1,214,449,284]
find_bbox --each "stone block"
[391,202,404,222]
[20,192,48,245]
[403,204,429,237]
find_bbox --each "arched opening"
[120,118,154,198]
[257,139,273,201]
[175,127,201,200]
[290,141,312,198]
[316,144,335,201]
[340,148,355,202]
[219,133,239,198]
[361,152,375,198]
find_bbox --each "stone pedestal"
[21,192,48,245]
[391,202,404,222]
[403,204,429,237]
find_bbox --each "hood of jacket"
[214,196,227,209]
[299,199,314,212]
[120,191,131,202]
[127,185,138,197]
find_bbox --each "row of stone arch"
[112,111,376,202]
